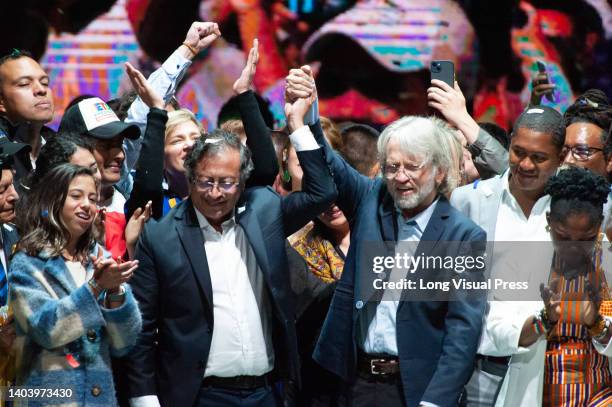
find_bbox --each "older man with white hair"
[285,69,488,407]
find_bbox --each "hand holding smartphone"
[531,60,556,104]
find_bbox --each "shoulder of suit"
[445,203,486,236]
[453,175,503,199]
[244,185,278,197]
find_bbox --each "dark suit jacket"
[125,147,336,406]
[308,121,487,407]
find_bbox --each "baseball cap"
[0,131,30,156]
[59,97,140,140]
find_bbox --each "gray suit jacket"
[471,128,509,179]
[449,172,507,241]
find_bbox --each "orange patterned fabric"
[289,224,345,284]
[543,235,612,406]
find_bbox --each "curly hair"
[545,166,609,226]
[16,164,98,259]
[563,89,611,145]
[184,129,254,186]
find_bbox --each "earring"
[545,225,551,232]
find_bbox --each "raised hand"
[90,248,139,291]
[580,280,602,327]
[427,80,468,126]
[125,63,164,109]
[540,279,561,324]
[92,208,106,245]
[285,66,316,103]
[529,72,556,106]
[183,22,221,56]
[125,201,152,260]
[233,39,260,95]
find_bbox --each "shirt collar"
[194,206,236,233]
[396,197,439,233]
[501,169,551,215]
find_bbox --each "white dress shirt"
[359,199,440,407]
[493,171,551,242]
[360,198,439,356]
[131,124,322,407]
[194,209,274,378]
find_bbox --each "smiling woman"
[8,163,141,406]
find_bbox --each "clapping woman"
[8,164,141,406]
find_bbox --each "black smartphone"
[430,60,454,88]
[535,60,554,102]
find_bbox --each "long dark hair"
[16,164,98,258]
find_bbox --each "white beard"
[389,171,437,210]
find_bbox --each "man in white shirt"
[450,106,565,406]
[124,95,336,406]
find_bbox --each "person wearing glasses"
[451,106,566,406]
[561,89,611,229]
[488,167,612,406]
[284,66,487,407]
[124,90,336,407]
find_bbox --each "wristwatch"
[105,285,126,303]
[87,278,105,297]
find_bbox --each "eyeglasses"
[382,161,427,179]
[194,178,240,192]
[561,145,603,161]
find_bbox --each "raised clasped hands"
[284,65,317,131]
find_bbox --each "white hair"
[377,116,458,195]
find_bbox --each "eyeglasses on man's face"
[194,177,240,192]
[382,161,427,180]
[561,145,603,162]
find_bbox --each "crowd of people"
[0,20,611,407]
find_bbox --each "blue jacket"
[309,121,487,407]
[8,247,142,406]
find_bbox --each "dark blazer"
[308,121,487,407]
[125,147,336,406]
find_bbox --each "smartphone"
[535,60,554,102]
[430,60,454,88]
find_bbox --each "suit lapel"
[379,192,398,242]
[415,196,450,255]
[362,193,397,303]
[175,201,214,319]
[237,204,271,284]
[478,175,504,239]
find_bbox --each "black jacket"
[124,146,336,406]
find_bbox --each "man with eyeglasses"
[450,106,565,406]
[284,66,487,407]
[125,102,337,407]
[561,90,612,229]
